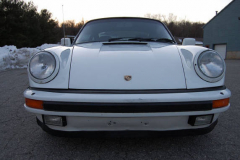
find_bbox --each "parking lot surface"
[0,60,240,160]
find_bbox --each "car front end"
[24,18,231,136]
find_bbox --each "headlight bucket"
[28,51,60,84]
[194,50,225,83]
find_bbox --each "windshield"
[75,18,174,44]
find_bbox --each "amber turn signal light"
[213,98,229,108]
[25,98,43,109]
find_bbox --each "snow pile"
[0,44,60,71]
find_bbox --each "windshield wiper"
[155,38,175,43]
[108,37,175,43]
[129,38,175,43]
[75,40,102,44]
[108,37,133,42]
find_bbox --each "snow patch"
[0,44,60,71]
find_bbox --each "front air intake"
[43,101,212,113]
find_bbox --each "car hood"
[69,42,186,89]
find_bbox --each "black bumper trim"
[29,86,226,94]
[43,101,212,113]
[37,118,218,137]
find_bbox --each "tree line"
[1,0,205,48]
[0,0,85,48]
[145,13,205,38]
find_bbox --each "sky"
[24,0,233,23]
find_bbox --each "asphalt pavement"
[0,60,240,160]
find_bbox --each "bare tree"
[144,13,205,38]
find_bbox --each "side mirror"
[61,38,71,46]
[182,38,196,45]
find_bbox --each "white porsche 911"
[24,17,231,136]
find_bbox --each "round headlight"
[30,52,56,79]
[29,51,59,83]
[194,50,225,82]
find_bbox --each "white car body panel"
[24,88,231,131]
[24,86,230,131]
[29,46,73,89]
[177,46,225,89]
[24,88,231,103]
[69,42,186,89]
[28,44,226,90]
[32,112,221,131]
[25,104,229,118]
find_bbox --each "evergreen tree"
[0,0,59,47]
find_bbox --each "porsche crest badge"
[124,75,132,81]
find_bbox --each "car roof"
[86,17,162,23]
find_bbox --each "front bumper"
[37,118,218,137]
[24,87,231,133]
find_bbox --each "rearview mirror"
[182,38,196,45]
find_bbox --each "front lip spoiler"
[29,86,226,94]
[37,118,218,137]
